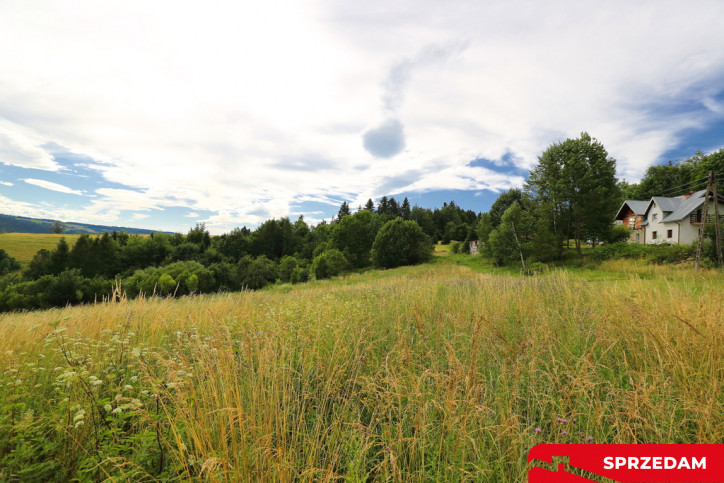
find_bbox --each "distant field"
[1,256,721,481]
[0,233,81,263]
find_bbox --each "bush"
[279,256,300,283]
[450,241,460,254]
[608,225,632,243]
[523,261,546,276]
[0,249,21,275]
[586,242,649,261]
[237,256,278,290]
[312,249,349,280]
[371,219,433,268]
[290,266,309,284]
[647,243,695,264]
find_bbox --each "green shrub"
[371,219,433,268]
[312,249,349,280]
[0,249,21,275]
[608,225,632,243]
[237,256,278,290]
[587,242,649,261]
[646,243,695,264]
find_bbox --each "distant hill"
[0,214,171,235]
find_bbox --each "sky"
[1,0,723,234]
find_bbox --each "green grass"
[0,233,82,264]
[0,250,722,481]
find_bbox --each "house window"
[652,231,657,240]
[652,213,658,222]
[635,233,640,243]
[667,229,673,238]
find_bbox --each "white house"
[631,190,724,245]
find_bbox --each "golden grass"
[0,261,722,481]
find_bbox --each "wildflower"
[104,404,112,413]
[112,407,123,415]
[562,431,568,435]
[556,418,568,423]
[123,385,133,391]
[587,436,594,443]
[535,428,541,433]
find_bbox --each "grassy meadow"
[0,233,82,265]
[0,256,722,481]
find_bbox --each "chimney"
[683,191,696,200]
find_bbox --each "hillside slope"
[0,213,166,235]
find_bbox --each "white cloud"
[0,180,13,186]
[0,123,59,171]
[24,178,83,195]
[1,0,723,232]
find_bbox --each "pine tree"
[378,196,389,215]
[389,197,400,217]
[401,197,411,220]
[337,201,351,220]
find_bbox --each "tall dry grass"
[0,262,722,481]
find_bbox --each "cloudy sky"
[1,0,723,234]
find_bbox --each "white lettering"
[601,455,706,471]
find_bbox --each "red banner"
[528,444,724,482]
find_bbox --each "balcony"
[690,213,724,224]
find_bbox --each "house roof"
[614,200,649,220]
[639,190,701,226]
[661,190,724,222]
[650,195,683,213]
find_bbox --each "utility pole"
[713,172,723,267]
[695,171,723,270]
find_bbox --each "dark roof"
[614,200,649,220]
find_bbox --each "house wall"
[645,200,724,245]
[619,208,644,243]
[644,203,675,244]
[621,209,644,230]
[677,200,724,244]
[678,221,700,244]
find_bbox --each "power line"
[654,176,723,198]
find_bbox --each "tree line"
[0,206,434,312]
